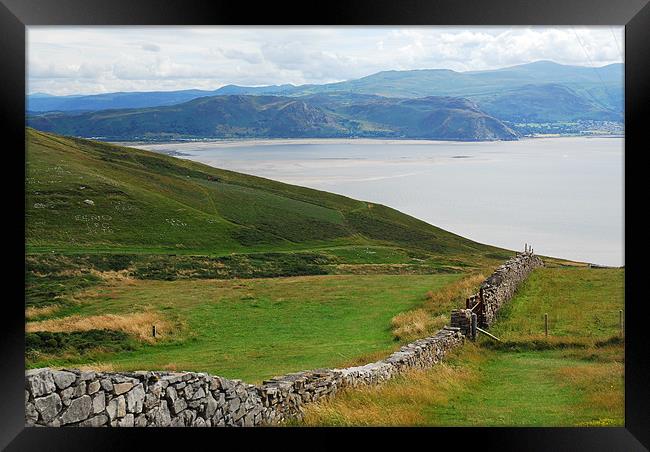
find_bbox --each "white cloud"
[27,26,624,95]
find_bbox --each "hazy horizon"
[27,59,624,97]
[27,26,624,96]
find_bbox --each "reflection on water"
[136,137,624,266]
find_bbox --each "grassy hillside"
[300,266,624,426]
[26,129,513,379]
[26,128,501,258]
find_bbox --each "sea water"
[134,137,624,266]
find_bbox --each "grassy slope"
[26,127,508,313]
[26,129,513,380]
[26,128,498,259]
[300,267,624,426]
[26,128,509,314]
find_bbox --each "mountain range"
[28,93,520,141]
[27,61,623,141]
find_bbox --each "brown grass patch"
[26,311,171,342]
[391,310,447,341]
[389,273,485,342]
[25,304,62,320]
[556,361,623,385]
[50,268,85,277]
[89,268,134,283]
[301,345,483,426]
[335,347,402,368]
[555,360,624,415]
[73,362,117,372]
[423,273,485,309]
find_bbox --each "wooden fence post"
[544,313,548,337]
[471,313,478,341]
[619,310,623,337]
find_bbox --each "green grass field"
[489,267,625,341]
[300,267,624,426]
[26,274,461,383]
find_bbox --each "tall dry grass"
[301,345,483,426]
[390,273,485,341]
[25,304,62,320]
[556,357,624,421]
[335,347,402,369]
[89,268,134,283]
[74,362,117,372]
[422,273,486,310]
[26,311,171,343]
[391,310,448,341]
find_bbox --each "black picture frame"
[2,0,648,450]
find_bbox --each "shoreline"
[118,134,624,150]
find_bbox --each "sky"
[27,26,625,96]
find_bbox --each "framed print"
[1,0,648,450]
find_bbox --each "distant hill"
[26,128,499,261]
[26,86,298,113]
[28,93,519,141]
[213,84,299,96]
[283,60,623,115]
[27,89,215,113]
[472,83,622,123]
[27,61,623,125]
[286,62,622,122]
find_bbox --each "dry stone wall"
[478,251,543,327]
[25,328,464,427]
[453,250,543,331]
[24,251,541,427]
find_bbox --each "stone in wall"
[450,309,473,337]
